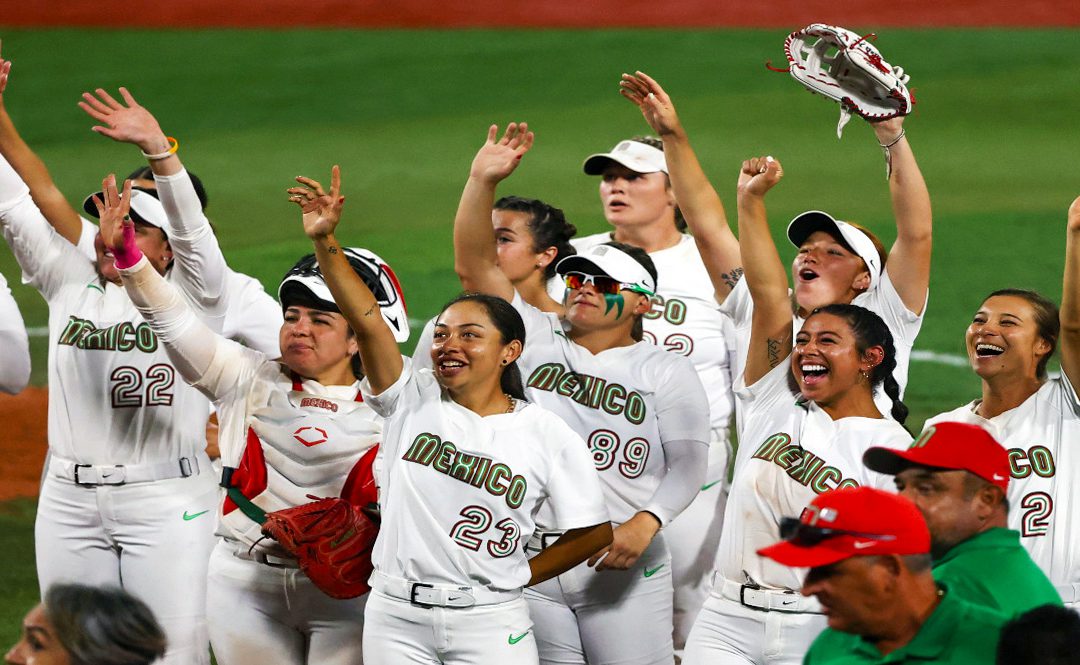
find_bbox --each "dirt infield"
[0,388,47,501]
[2,0,1077,27]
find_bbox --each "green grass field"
[0,27,1077,641]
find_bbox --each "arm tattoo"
[363,302,377,317]
[328,246,338,254]
[767,338,784,368]
[721,267,744,290]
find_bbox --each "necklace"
[505,393,516,413]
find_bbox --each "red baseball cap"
[862,421,1010,491]
[757,487,930,568]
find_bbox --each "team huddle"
[2,24,1079,665]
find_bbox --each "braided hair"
[810,303,909,426]
[493,196,577,280]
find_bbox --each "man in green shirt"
[758,486,1007,664]
[863,421,1061,615]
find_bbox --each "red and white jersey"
[717,362,911,590]
[0,186,222,466]
[720,268,924,420]
[513,293,710,525]
[926,376,1080,591]
[364,359,608,591]
[553,232,734,431]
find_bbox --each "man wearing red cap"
[759,487,1006,663]
[863,421,1060,615]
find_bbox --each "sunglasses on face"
[779,517,898,546]
[564,272,648,296]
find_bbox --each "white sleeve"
[410,317,436,371]
[220,270,284,358]
[868,269,924,347]
[642,439,707,527]
[362,356,424,418]
[718,277,753,330]
[0,271,30,394]
[118,255,264,403]
[154,169,228,325]
[1054,373,1080,416]
[540,421,610,530]
[0,157,95,298]
[510,291,563,365]
[76,217,98,260]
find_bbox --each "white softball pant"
[206,541,367,665]
[35,467,218,665]
[363,589,537,664]
[525,532,674,665]
[666,426,731,663]
[683,591,825,665]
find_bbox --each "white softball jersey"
[0,269,31,393]
[0,181,225,466]
[720,268,924,419]
[364,358,609,592]
[717,361,912,591]
[513,293,711,526]
[926,377,1080,600]
[570,233,735,431]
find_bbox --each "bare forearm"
[527,523,613,586]
[736,194,789,306]
[452,176,514,299]
[1060,209,1080,380]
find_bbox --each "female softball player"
[610,72,744,660]
[681,156,913,665]
[289,165,611,665]
[0,85,230,665]
[923,195,1080,609]
[94,174,409,665]
[456,123,711,665]
[0,269,30,394]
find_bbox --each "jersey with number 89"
[926,376,1080,594]
[512,293,710,525]
[0,192,220,466]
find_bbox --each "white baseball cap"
[279,247,410,343]
[556,243,656,296]
[583,140,668,176]
[82,188,169,230]
[787,210,882,291]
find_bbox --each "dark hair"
[997,605,1080,665]
[126,165,209,211]
[808,304,909,425]
[983,289,1060,379]
[44,584,167,665]
[603,241,658,342]
[629,136,686,232]
[438,293,527,400]
[494,196,577,280]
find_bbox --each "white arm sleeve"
[76,217,98,260]
[0,156,94,297]
[641,438,708,527]
[410,317,436,370]
[154,169,228,326]
[0,271,30,394]
[119,255,263,403]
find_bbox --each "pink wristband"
[113,221,144,270]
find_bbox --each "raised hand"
[78,87,170,154]
[288,165,345,240]
[619,71,682,137]
[91,174,141,269]
[468,123,534,185]
[737,156,784,198]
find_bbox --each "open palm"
[289,165,345,239]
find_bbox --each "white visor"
[583,140,667,176]
[555,243,656,296]
[82,188,169,230]
[787,210,881,291]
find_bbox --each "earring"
[501,360,509,366]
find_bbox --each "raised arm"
[290,166,403,394]
[0,43,84,244]
[619,72,743,301]
[737,156,792,386]
[1060,196,1080,384]
[872,116,931,315]
[453,123,533,301]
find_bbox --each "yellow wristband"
[141,136,179,161]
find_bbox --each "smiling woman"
[923,196,1080,609]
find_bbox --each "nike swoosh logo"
[700,479,723,491]
[182,510,209,521]
[781,599,797,606]
[853,541,876,549]
[643,564,665,578]
[508,631,530,645]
